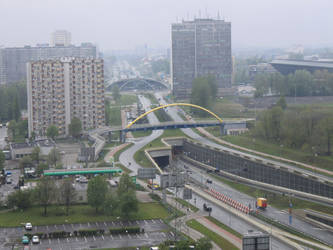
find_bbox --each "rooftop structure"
[51,30,71,46]
[270,59,333,75]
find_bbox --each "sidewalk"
[104,143,130,163]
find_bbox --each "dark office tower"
[171,18,232,99]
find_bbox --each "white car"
[32,235,39,244]
[25,222,32,230]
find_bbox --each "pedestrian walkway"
[104,143,130,163]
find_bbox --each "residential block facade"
[27,58,105,137]
[171,18,232,99]
[0,43,97,85]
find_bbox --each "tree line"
[0,82,27,123]
[253,98,333,156]
[6,174,138,219]
[255,70,333,97]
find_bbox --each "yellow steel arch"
[126,103,223,129]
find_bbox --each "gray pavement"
[0,126,7,150]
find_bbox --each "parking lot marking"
[84,236,87,242]
[93,235,96,241]
[159,219,163,223]
[76,237,78,242]
[152,219,156,224]
[145,233,149,238]
[104,222,107,226]
[162,232,166,237]
[144,220,148,224]
[88,222,90,227]
[128,234,131,239]
[120,221,123,226]
[47,225,49,230]
[58,238,60,244]
[63,224,66,230]
[119,234,122,239]
[48,239,51,244]
[71,224,74,229]
[95,222,98,226]
[102,235,104,240]
[170,232,174,236]
[110,234,113,239]
[67,237,69,242]
[55,224,58,229]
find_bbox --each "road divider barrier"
[205,188,250,214]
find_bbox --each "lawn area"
[108,106,121,126]
[115,163,132,173]
[0,202,170,227]
[186,219,239,250]
[174,198,199,212]
[120,94,137,106]
[205,216,242,238]
[132,130,152,138]
[211,174,333,215]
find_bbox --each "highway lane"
[119,95,163,175]
[156,92,333,244]
[180,160,333,246]
[155,92,333,182]
[170,187,294,250]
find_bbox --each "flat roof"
[271,59,333,69]
[44,167,122,176]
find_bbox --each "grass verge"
[186,219,239,250]
[174,198,199,212]
[205,216,242,238]
[0,203,169,227]
[113,143,133,162]
[132,130,152,138]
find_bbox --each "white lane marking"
[101,235,104,240]
[67,237,69,242]
[57,238,60,244]
[119,234,122,239]
[84,236,87,242]
[110,234,113,239]
[145,233,148,238]
[76,237,78,242]
[128,234,131,239]
[93,235,96,241]
[49,239,51,244]
[104,222,107,226]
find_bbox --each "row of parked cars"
[22,223,40,245]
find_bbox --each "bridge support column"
[119,131,126,143]
[108,131,112,142]
[220,124,225,136]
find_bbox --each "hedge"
[74,229,105,237]
[109,226,142,234]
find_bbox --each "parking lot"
[1,219,170,249]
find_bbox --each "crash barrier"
[205,188,251,214]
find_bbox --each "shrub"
[149,193,161,201]
[109,226,141,234]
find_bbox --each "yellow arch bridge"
[117,103,225,142]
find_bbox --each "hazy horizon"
[1,0,332,52]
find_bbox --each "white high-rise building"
[51,30,71,46]
[27,58,105,137]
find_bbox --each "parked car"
[203,203,212,212]
[22,235,29,244]
[25,222,32,230]
[32,235,40,244]
[6,178,12,184]
[79,177,88,183]
[206,179,212,184]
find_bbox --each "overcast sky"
[1,0,332,51]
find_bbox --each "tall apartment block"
[27,58,105,137]
[171,18,232,99]
[51,30,72,46]
[0,43,97,85]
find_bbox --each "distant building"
[248,63,277,79]
[51,30,71,46]
[9,139,55,160]
[270,59,333,75]
[0,43,97,85]
[171,18,232,99]
[27,58,105,137]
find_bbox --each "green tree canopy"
[31,147,41,164]
[34,177,56,215]
[87,176,108,213]
[60,179,77,215]
[7,190,32,210]
[190,76,217,116]
[119,191,138,219]
[69,117,82,138]
[48,148,61,168]
[46,125,59,140]
[0,151,5,170]
[117,173,136,197]
[112,85,121,101]
[19,156,33,170]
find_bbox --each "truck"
[256,198,267,209]
[147,180,159,190]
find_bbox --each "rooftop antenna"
[217,10,221,20]
[199,10,201,18]
[187,12,189,21]
[205,7,208,18]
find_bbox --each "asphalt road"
[0,126,7,150]
[180,160,333,246]
[119,95,163,176]
[0,169,20,203]
[154,92,332,182]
